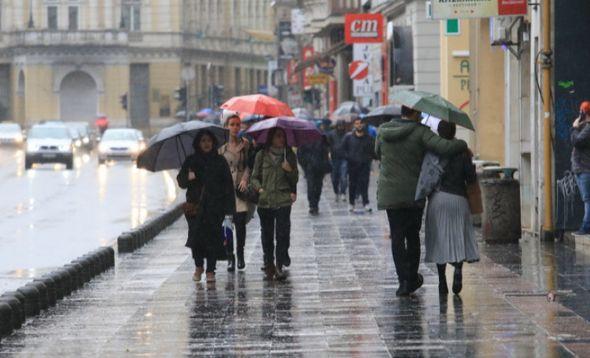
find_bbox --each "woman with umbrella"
[177,130,236,283]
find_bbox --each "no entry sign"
[345,14,384,44]
[349,61,369,80]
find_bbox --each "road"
[0,147,179,293]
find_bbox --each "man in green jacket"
[376,105,468,296]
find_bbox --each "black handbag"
[236,186,259,204]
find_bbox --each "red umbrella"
[221,94,294,118]
[246,117,322,147]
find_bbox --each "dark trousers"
[258,206,292,267]
[348,162,371,205]
[386,208,424,283]
[306,171,324,210]
[331,158,348,195]
[226,212,247,258]
[192,248,217,273]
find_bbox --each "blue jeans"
[331,158,348,195]
[576,173,590,232]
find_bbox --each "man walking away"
[297,136,332,215]
[376,105,467,297]
[327,120,348,202]
[571,101,590,235]
[343,117,376,213]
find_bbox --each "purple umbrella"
[246,117,323,147]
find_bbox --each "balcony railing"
[6,30,130,47]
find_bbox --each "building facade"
[0,0,274,128]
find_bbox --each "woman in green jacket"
[250,128,298,280]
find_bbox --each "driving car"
[98,128,146,164]
[25,124,75,170]
[0,122,25,146]
[68,127,84,149]
[66,122,94,150]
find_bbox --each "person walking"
[342,117,375,212]
[177,130,236,283]
[250,128,299,280]
[297,134,332,215]
[219,110,252,271]
[327,120,348,202]
[423,120,480,295]
[376,105,467,296]
[571,101,590,235]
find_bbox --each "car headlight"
[98,143,109,153]
[75,139,82,147]
[26,143,38,152]
[58,144,71,151]
[129,143,140,153]
[82,137,90,144]
[15,134,23,143]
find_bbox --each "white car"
[0,122,24,146]
[98,128,146,164]
[25,124,75,170]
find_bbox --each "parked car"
[25,124,75,170]
[98,128,146,164]
[66,122,94,150]
[0,122,24,146]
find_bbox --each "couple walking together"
[377,106,480,296]
[177,111,297,282]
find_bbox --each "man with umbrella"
[377,90,473,297]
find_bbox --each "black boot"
[237,250,245,270]
[437,264,449,295]
[227,255,235,272]
[452,262,463,295]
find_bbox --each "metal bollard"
[0,302,13,338]
[0,296,23,330]
[33,277,57,307]
[481,167,521,243]
[25,282,48,311]
[1,292,26,326]
[16,285,40,317]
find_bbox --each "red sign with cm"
[345,14,384,44]
[498,0,527,16]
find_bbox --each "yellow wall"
[149,62,181,119]
[103,66,130,125]
[24,66,59,123]
[469,19,505,164]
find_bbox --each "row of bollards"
[0,246,115,339]
[118,204,183,253]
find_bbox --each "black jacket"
[326,129,347,160]
[440,151,477,197]
[297,138,332,175]
[177,152,236,257]
[571,123,590,174]
[342,131,376,166]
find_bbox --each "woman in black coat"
[177,130,236,283]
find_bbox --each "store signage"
[431,0,527,19]
[302,46,315,89]
[307,74,331,85]
[345,14,384,44]
[349,61,369,81]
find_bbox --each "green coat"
[375,119,468,210]
[250,148,299,209]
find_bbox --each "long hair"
[192,129,219,155]
[264,127,287,150]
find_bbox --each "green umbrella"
[390,90,475,131]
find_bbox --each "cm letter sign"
[345,14,384,44]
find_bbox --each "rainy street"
[0,147,178,293]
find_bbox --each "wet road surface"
[0,147,178,293]
[1,176,589,356]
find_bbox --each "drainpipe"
[541,0,553,239]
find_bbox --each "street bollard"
[64,264,83,289]
[105,246,115,267]
[0,296,23,330]
[25,282,48,310]
[56,268,74,295]
[16,285,40,317]
[33,277,57,307]
[0,302,13,338]
[71,259,91,283]
[118,233,133,253]
[1,292,26,326]
[481,167,521,243]
[44,272,65,300]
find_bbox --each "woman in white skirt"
[424,120,479,295]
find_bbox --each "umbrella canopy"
[221,94,294,118]
[364,104,402,127]
[246,117,322,147]
[391,90,475,130]
[332,101,368,118]
[137,121,228,172]
[242,114,266,124]
[292,107,314,121]
[196,108,215,118]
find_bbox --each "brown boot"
[206,272,216,282]
[264,263,276,280]
[193,267,204,282]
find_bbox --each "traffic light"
[212,85,224,107]
[174,86,187,109]
[120,93,128,111]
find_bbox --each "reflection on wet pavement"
[0,176,589,356]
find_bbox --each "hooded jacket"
[571,122,590,174]
[376,118,468,210]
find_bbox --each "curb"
[117,203,183,253]
[0,203,182,340]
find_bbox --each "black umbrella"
[137,121,228,172]
[364,104,402,127]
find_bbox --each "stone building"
[0,0,274,128]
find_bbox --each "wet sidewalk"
[1,180,590,356]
